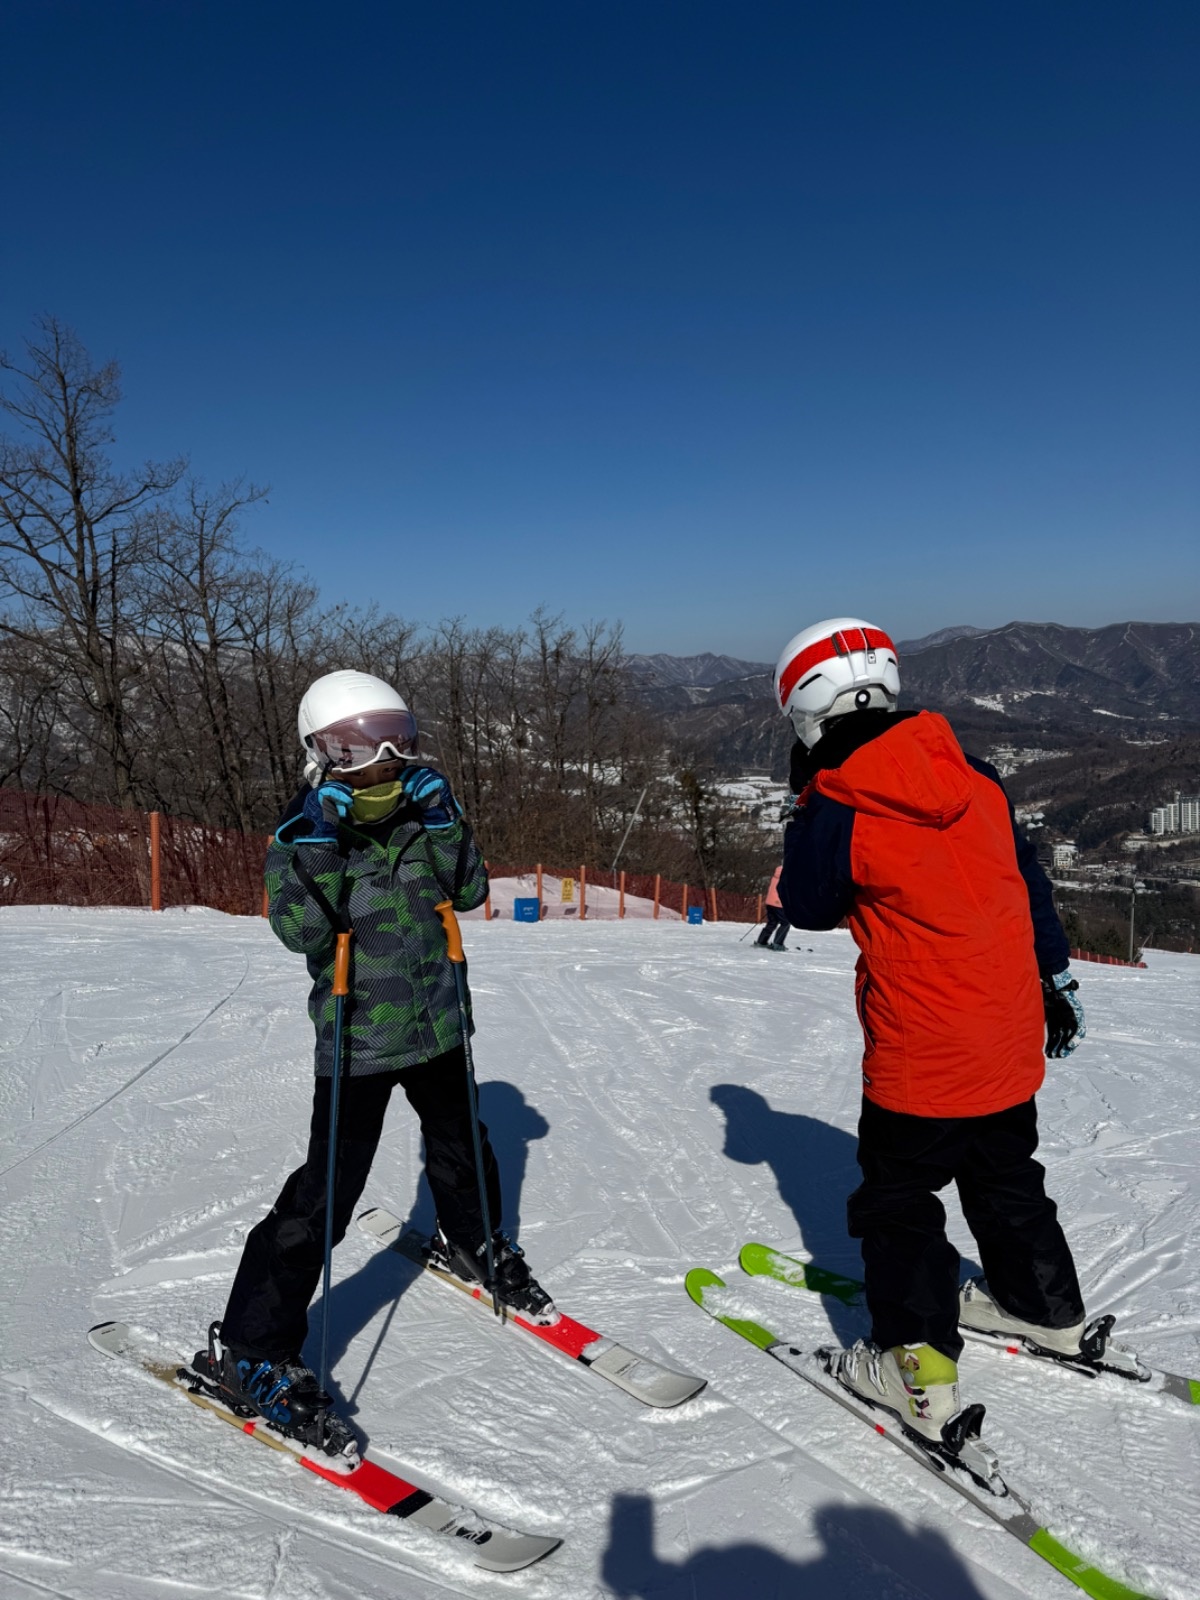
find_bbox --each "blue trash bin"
[514,898,541,923]
[687,905,704,925]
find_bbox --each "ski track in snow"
[1,905,1197,1599]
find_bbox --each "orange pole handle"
[331,930,353,997]
[436,899,465,963]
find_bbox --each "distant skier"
[771,617,1094,1465]
[755,865,790,949]
[188,670,555,1462]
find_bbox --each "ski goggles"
[304,709,420,773]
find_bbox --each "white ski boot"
[959,1277,1085,1355]
[959,1278,1149,1379]
[822,1339,999,1489]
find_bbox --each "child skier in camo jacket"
[769,618,1117,1467]
[188,670,554,1463]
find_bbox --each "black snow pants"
[221,1045,502,1359]
[756,907,790,947]
[847,1094,1084,1362]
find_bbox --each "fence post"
[149,811,162,911]
[536,862,543,917]
[619,870,626,919]
[579,865,587,921]
[484,861,492,921]
[756,894,764,923]
[262,835,273,918]
[653,873,661,919]
[709,886,718,922]
[681,883,688,921]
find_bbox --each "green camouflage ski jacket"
[265,808,489,1077]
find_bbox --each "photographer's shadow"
[602,1491,990,1598]
[710,1082,865,1343]
[305,1078,550,1432]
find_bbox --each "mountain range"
[631,623,1200,819]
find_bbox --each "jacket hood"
[813,711,974,828]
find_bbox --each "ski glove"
[1042,970,1085,1058]
[401,765,460,830]
[299,780,355,842]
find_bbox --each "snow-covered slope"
[1,908,1197,1599]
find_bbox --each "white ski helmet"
[773,618,900,749]
[297,670,420,782]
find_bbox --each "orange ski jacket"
[779,712,1065,1118]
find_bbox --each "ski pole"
[435,900,499,1318]
[319,926,353,1394]
[738,921,762,944]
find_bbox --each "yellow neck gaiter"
[349,779,405,824]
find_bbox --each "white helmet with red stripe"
[773,618,900,748]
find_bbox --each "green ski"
[738,1242,1199,1405]
[686,1267,1155,1600]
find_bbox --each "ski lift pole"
[436,900,499,1317]
[319,925,353,1394]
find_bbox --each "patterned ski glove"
[401,765,461,830]
[1042,970,1085,1058]
[299,780,354,842]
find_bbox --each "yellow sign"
[561,877,575,903]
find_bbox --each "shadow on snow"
[601,1490,992,1599]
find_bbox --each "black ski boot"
[429,1229,559,1325]
[184,1323,359,1467]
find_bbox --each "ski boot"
[820,1339,1001,1492]
[183,1323,359,1467]
[429,1228,559,1325]
[959,1278,1149,1380]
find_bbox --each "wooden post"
[484,861,492,921]
[536,862,543,917]
[619,870,626,919]
[149,810,162,911]
[262,835,273,917]
[653,873,661,919]
[757,894,764,923]
[681,883,688,921]
[709,886,718,922]
[579,865,587,921]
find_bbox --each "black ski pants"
[221,1045,502,1360]
[847,1095,1084,1362]
[756,907,789,947]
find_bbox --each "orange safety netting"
[0,790,269,917]
[480,863,760,923]
[0,792,765,923]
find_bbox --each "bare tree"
[0,318,184,805]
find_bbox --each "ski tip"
[738,1242,782,1278]
[87,1320,129,1355]
[475,1532,563,1572]
[685,1268,726,1307]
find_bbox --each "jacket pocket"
[855,973,876,1054]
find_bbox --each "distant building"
[1149,793,1200,836]
[1052,841,1078,873]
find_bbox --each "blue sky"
[2,1,1197,657]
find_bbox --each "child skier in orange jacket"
[772,618,1120,1471]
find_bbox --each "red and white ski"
[357,1206,706,1408]
[87,1320,561,1573]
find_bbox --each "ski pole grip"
[435,900,465,963]
[331,930,353,997]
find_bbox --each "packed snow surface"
[1,907,1198,1600]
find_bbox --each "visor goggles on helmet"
[304,709,419,773]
